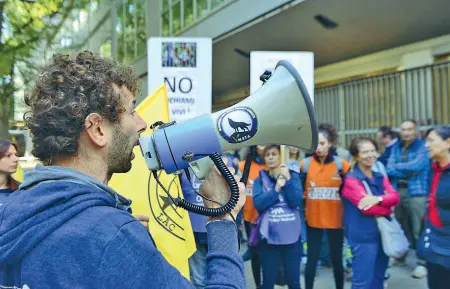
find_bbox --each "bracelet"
[206,218,236,227]
[206,219,240,250]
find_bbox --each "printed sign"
[217,107,258,144]
[148,37,212,122]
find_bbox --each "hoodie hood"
[0,165,131,265]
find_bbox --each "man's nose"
[136,114,147,133]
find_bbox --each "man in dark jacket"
[0,51,246,289]
[386,120,430,278]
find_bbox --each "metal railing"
[315,61,450,147]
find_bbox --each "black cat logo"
[228,118,251,133]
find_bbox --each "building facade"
[18,0,450,150]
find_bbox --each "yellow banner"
[12,163,24,183]
[109,84,196,280]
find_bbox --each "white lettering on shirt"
[307,187,341,200]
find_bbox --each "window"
[90,0,99,13]
[172,1,181,35]
[116,4,124,62]
[196,0,209,19]
[211,0,225,9]
[116,0,147,63]
[162,0,170,11]
[136,0,146,58]
[162,10,170,36]
[161,0,231,36]
[183,0,194,27]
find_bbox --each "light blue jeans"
[188,240,208,289]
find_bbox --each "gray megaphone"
[139,60,318,180]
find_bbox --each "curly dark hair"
[24,51,140,163]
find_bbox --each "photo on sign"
[161,41,197,68]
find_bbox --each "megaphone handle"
[240,146,256,186]
[175,153,240,217]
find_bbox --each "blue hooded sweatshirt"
[0,165,245,289]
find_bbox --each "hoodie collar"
[20,164,131,211]
[313,152,334,164]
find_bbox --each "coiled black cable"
[148,120,240,217]
[174,152,240,217]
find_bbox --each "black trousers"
[304,226,344,289]
[245,221,262,287]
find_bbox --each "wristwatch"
[377,196,383,204]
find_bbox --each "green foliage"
[0,0,89,129]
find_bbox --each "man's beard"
[107,125,136,175]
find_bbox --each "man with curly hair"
[0,51,246,289]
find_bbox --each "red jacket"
[341,165,400,243]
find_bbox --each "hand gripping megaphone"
[139,60,318,217]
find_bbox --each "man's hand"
[134,215,149,228]
[200,166,246,222]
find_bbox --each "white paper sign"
[250,51,314,105]
[148,37,212,122]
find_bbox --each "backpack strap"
[333,155,343,175]
[302,157,312,173]
[332,156,346,195]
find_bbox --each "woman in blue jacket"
[341,137,400,289]
[253,144,303,289]
[419,125,450,289]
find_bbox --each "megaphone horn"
[138,60,319,216]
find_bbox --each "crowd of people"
[0,51,449,289]
[181,120,450,289]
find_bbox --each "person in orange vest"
[238,145,267,289]
[301,126,351,289]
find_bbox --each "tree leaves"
[0,0,89,128]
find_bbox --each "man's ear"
[84,113,108,147]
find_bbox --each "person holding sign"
[253,145,303,289]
